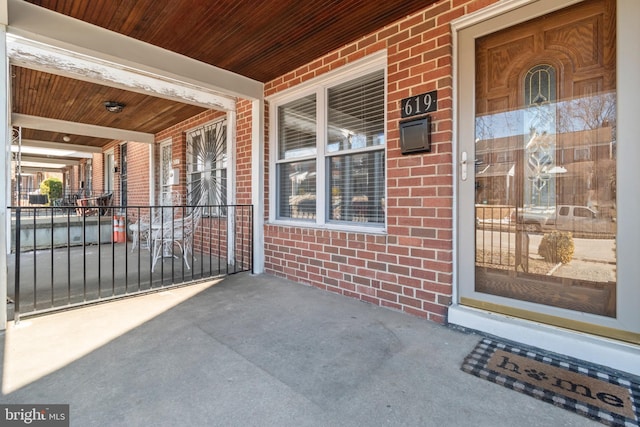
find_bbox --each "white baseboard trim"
[448,304,640,377]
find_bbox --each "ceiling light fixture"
[63,135,71,142]
[104,101,125,113]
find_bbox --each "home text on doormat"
[461,338,640,426]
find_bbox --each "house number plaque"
[401,90,437,118]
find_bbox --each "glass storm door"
[458,0,639,342]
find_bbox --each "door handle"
[461,151,468,181]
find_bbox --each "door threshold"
[448,304,640,377]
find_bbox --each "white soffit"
[6,0,263,108]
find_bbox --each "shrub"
[538,231,574,264]
[40,177,63,205]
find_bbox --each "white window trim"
[268,52,388,233]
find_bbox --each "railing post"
[14,207,21,324]
[250,205,254,275]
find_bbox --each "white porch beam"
[19,156,80,166]
[12,114,155,144]
[7,34,236,112]
[7,0,263,105]
[18,139,102,154]
[18,166,65,173]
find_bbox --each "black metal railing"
[11,187,149,213]
[475,204,529,272]
[8,203,253,322]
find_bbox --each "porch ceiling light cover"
[104,101,125,113]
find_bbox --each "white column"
[227,110,237,266]
[251,99,265,274]
[1,16,9,329]
[149,143,155,205]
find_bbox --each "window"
[186,119,227,210]
[274,67,386,229]
[574,147,591,161]
[573,207,594,218]
[496,152,513,163]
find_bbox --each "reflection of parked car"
[516,206,555,232]
[517,205,616,237]
[553,205,616,236]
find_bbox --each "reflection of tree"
[555,92,616,213]
[475,110,523,142]
[474,92,616,212]
[557,92,616,135]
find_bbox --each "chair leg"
[130,230,138,252]
[144,230,151,250]
[183,239,193,270]
[174,241,190,270]
[183,246,190,270]
[151,239,162,272]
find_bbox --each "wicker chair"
[150,202,204,272]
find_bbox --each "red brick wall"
[92,153,104,194]
[125,142,152,206]
[261,0,494,323]
[236,99,254,207]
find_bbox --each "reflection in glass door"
[471,0,618,318]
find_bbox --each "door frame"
[159,139,173,203]
[104,148,114,193]
[120,142,128,207]
[449,0,640,376]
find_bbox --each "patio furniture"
[130,193,182,252]
[75,192,113,216]
[28,194,49,205]
[96,192,113,215]
[150,201,204,272]
[129,214,155,251]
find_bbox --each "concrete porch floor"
[0,273,599,426]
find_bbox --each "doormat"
[461,338,640,426]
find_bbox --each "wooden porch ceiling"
[12,0,437,161]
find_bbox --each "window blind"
[327,70,385,152]
[278,94,317,160]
